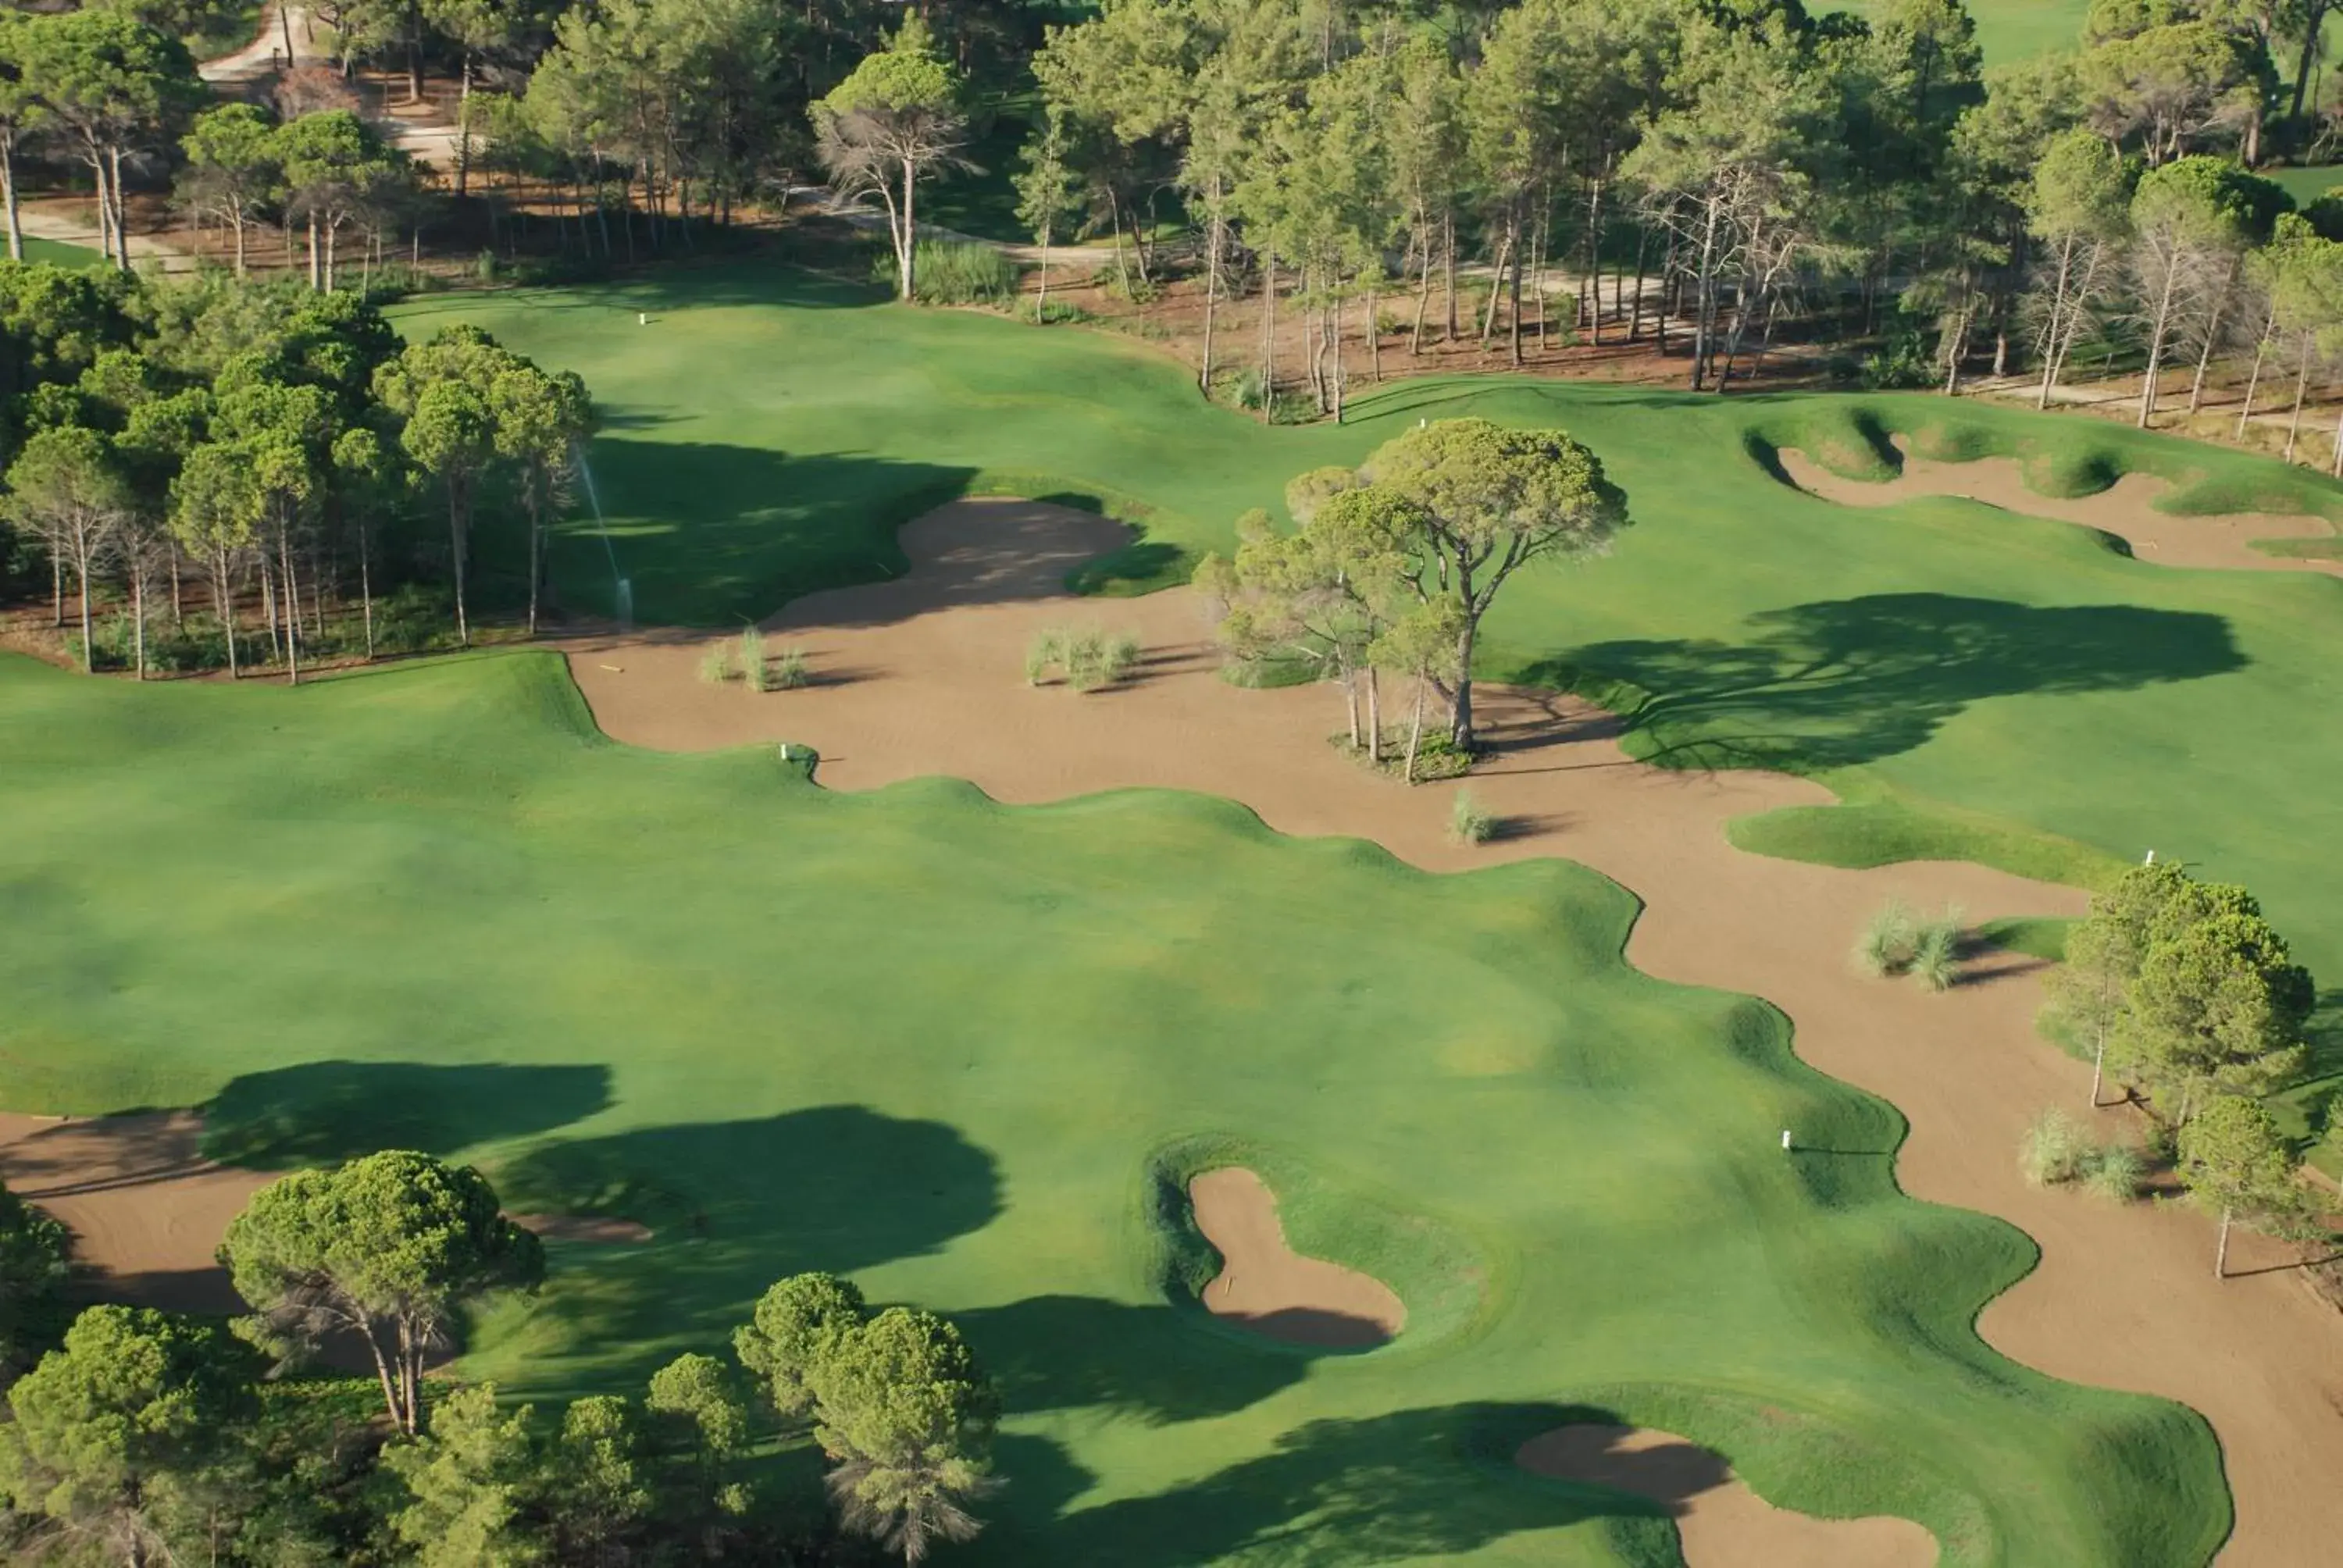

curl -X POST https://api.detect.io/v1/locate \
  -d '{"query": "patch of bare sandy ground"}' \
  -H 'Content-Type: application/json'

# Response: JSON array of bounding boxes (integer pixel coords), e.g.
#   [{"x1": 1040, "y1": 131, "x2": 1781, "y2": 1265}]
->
[
  {"x1": 1777, "y1": 435, "x2": 2343, "y2": 576},
  {"x1": 565, "y1": 496, "x2": 2343, "y2": 1565}
]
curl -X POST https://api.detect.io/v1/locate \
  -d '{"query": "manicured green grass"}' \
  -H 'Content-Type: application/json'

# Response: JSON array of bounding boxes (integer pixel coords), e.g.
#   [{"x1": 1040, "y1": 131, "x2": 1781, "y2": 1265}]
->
[
  {"x1": 0, "y1": 650, "x2": 2227, "y2": 1566},
  {"x1": 2270, "y1": 165, "x2": 2343, "y2": 205},
  {"x1": 1836, "y1": 0, "x2": 2088, "y2": 61},
  {"x1": 20, "y1": 236, "x2": 107, "y2": 269}
]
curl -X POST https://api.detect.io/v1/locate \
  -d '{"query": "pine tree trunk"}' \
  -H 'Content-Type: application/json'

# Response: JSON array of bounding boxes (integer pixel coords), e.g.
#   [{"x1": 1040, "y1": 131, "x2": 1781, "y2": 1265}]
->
[
  {"x1": 215, "y1": 553, "x2": 238, "y2": 679},
  {"x1": 0, "y1": 141, "x2": 20, "y2": 263},
  {"x1": 359, "y1": 517, "x2": 374, "y2": 661},
  {"x1": 2236, "y1": 304, "x2": 2278, "y2": 439},
  {"x1": 280, "y1": 529, "x2": 301, "y2": 686},
  {"x1": 2139, "y1": 263, "x2": 2180, "y2": 428},
  {"x1": 1199, "y1": 201, "x2": 1221, "y2": 393},
  {"x1": 2286, "y1": 347, "x2": 2310, "y2": 461},
  {"x1": 2215, "y1": 1207, "x2": 2232, "y2": 1279},
  {"x1": 109, "y1": 147, "x2": 130, "y2": 269},
  {"x1": 1404, "y1": 675, "x2": 1426, "y2": 782},
  {"x1": 1365, "y1": 666, "x2": 1381, "y2": 763},
  {"x1": 1443, "y1": 212, "x2": 1457, "y2": 342}
]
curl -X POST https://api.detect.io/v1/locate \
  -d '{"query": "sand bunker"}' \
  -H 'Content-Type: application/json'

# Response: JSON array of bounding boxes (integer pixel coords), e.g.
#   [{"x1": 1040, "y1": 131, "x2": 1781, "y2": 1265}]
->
[
  {"x1": 1778, "y1": 437, "x2": 2343, "y2": 577},
  {"x1": 0, "y1": 1112, "x2": 271, "y2": 1316},
  {"x1": 563, "y1": 497, "x2": 2343, "y2": 1563},
  {"x1": 0, "y1": 1113, "x2": 651, "y2": 1321},
  {"x1": 1518, "y1": 1424, "x2": 1938, "y2": 1567},
  {"x1": 1188, "y1": 1166, "x2": 1404, "y2": 1349}
]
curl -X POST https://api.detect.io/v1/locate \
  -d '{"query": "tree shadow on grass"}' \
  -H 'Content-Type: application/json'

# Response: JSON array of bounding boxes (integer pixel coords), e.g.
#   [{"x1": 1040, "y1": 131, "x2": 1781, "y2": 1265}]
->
[
  {"x1": 957, "y1": 1294, "x2": 1328, "y2": 1425},
  {"x1": 1532, "y1": 595, "x2": 2244, "y2": 772},
  {"x1": 483, "y1": 1107, "x2": 1001, "y2": 1384},
  {"x1": 542, "y1": 442, "x2": 980, "y2": 627},
  {"x1": 201, "y1": 1061, "x2": 615, "y2": 1169},
  {"x1": 1000, "y1": 1402, "x2": 1678, "y2": 1567}
]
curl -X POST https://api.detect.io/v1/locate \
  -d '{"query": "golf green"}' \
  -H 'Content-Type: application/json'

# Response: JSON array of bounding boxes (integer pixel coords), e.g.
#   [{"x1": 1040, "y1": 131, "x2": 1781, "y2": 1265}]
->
[{"x1": 0, "y1": 649, "x2": 2227, "y2": 1565}]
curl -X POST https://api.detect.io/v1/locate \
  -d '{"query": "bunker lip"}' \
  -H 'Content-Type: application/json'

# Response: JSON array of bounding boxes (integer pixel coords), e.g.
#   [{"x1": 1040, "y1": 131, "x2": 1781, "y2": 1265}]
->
[
  {"x1": 1517, "y1": 1423, "x2": 1937, "y2": 1568},
  {"x1": 562, "y1": 496, "x2": 2343, "y2": 1563},
  {"x1": 1187, "y1": 1166, "x2": 1404, "y2": 1349},
  {"x1": 1776, "y1": 436, "x2": 2343, "y2": 576}
]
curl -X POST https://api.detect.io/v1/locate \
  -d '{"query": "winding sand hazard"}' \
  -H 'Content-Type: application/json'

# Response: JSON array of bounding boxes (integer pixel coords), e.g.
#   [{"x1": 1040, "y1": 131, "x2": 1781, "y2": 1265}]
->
[
  {"x1": 1518, "y1": 1424, "x2": 1937, "y2": 1568},
  {"x1": 567, "y1": 496, "x2": 2343, "y2": 1565},
  {"x1": 1778, "y1": 436, "x2": 2343, "y2": 576},
  {"x1": 1188, "y1": 1166, "x2": 1404, "y2": 1349}
]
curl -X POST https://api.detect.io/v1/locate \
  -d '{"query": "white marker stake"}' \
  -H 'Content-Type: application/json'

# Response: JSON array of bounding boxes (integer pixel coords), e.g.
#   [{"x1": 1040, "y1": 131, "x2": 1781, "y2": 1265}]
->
[
  {"x1": 2145, "y1": 849, "x2": 2156, "y2": 864},
  {"x1": 638, "y1": 312, "x2": 647, "y2": 326},
  {"x1": 1781, "y1": 1128, "x2": 1792, "y2": 1153}
]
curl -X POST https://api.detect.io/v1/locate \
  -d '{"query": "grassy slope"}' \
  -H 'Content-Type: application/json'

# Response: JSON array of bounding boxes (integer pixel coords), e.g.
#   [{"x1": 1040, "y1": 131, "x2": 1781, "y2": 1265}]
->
[{"x1": 0, "y1": 650, "x2": 2226, "y2": 1566}]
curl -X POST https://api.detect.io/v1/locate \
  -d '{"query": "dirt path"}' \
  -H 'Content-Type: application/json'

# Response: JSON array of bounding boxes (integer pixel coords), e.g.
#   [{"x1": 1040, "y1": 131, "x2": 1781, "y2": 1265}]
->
[
  {"x1": 1188, "y1": 1167, "x2": 1405, "y2": 1349},
  {"x1": 1778, "y1": 438, "x2": 2343, "y2": 577},
  {"x1": 565, "y1": 497, "x2": 2343, "y2": 1565},
  {"x1": 1518, "y1": 1424, "x2": 1938, "y2": 1567}
]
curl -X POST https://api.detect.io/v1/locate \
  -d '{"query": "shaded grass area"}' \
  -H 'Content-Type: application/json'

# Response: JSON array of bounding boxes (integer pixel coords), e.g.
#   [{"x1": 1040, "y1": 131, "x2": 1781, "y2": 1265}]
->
[
  {"x1": 0, "y1": 649, "x2": 2230, "y2": 1567},
  {"x1": 392, "y1": 263, "x2": 2343, "y2": 1014}
]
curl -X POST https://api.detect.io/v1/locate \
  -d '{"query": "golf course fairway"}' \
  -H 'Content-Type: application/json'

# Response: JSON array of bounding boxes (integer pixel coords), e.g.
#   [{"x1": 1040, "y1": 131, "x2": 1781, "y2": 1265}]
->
[{"x1": 0, "y1": 648, "x2": 2228, "y2": 1565}]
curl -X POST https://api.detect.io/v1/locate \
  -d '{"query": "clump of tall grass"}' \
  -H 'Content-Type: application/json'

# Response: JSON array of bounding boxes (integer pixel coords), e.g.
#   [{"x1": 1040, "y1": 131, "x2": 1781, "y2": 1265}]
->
[
  {"x1": 697, "y1": 644, "x2": 734, "y2": 685},
  {"x1": 1854, "y1": 900, "x2": 1965, "y2": 989},
  {"x1": 1449, "y1": 788, "x2": 1495, "y2": 846},
  {"x1": 1026, "y1": 625, "x2": 1139, "y2": 691},
  {"x1": 2020, "y1": 1109, "x2": 2146, "y2": 1200},
  {"x1": 737, "y1": 626, "x2": 769, "y2": 692},
  {"x1": 2082, "y1": 1142, "x2": 2145, "y2": 1202},
  {"x1": 2019, "y1": 1109, "x2": 2090, "y2": 1187},
  {"x1": 875, "y1": 240, "x2": 1020, "y2": 306},
  {"x1": 1854, "y1": 900, "x2": 1917, "y2": 977},
  {"x1": 770, "y1": 646, "x2": 809, "y2": 690}
]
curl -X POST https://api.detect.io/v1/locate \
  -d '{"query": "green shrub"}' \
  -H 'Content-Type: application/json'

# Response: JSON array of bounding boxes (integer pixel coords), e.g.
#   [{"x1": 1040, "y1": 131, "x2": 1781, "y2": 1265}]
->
[
  {"x1": 697, "y1": 645, "x2": 733, "y2": 685},
  {"x1": 2020, "y1": 1109, "x2": 2090, "y2": 1187},
  {"x1": 770, "y1": 646, "x2": 809, "y2": 690},
  {"x1": 1449, "y1": 788, "x2": 1495, "y2": 846},
  {"x1": 474, "y1": 248, "x2": 499, "y2": 283},
  {"x1": 737, "y1": 626, "x2": 768, "y2": 692}
]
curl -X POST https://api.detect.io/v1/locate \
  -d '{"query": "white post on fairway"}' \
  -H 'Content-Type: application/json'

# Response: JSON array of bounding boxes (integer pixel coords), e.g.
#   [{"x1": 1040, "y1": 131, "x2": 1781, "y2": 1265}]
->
[
  {"x1": 639, "y1": 312, "x2": 648, "y2": 326},
  {"x1": 2144, "y1": 849, "x2": 2156, "y2": 864},
  {"x1": 1781, "y1": 1128, "x2": 1792, "y2": 1153}
]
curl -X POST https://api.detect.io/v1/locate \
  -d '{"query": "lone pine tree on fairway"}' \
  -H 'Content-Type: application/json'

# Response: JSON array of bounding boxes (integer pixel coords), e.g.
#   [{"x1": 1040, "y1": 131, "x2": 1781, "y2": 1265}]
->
[{"x1": 221, "y1": 1150, "x2": 544, "y2": 1434}]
